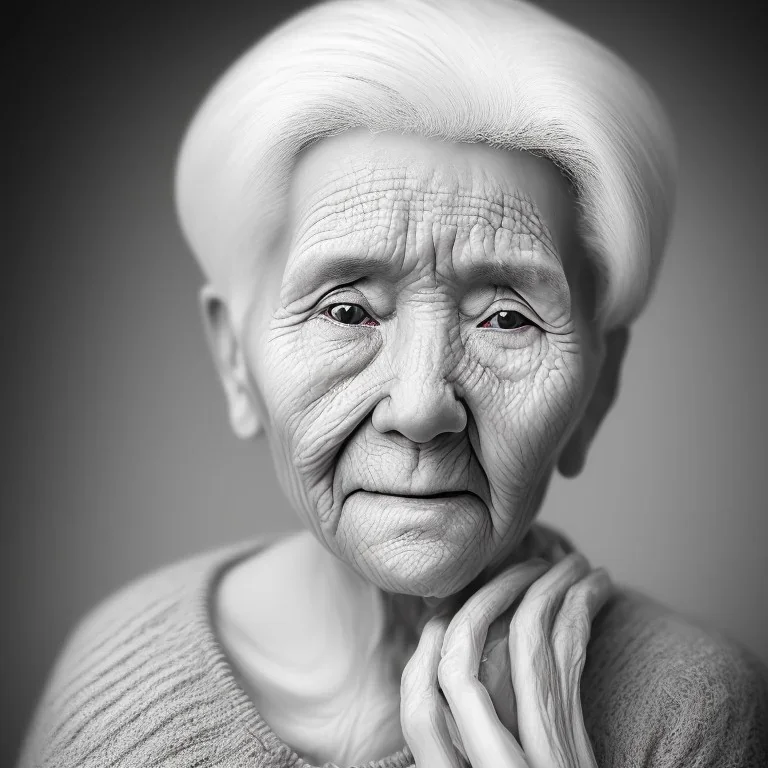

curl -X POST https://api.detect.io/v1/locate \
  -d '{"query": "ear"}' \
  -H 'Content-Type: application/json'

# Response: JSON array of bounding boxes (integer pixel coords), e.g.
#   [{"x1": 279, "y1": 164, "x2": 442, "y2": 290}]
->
[
  {"x1": 198, "y1": 284, "x2": 262, "y2": 440},
  {"x1": 557, "y1": 326, "x2": 630, "y2": 478}
]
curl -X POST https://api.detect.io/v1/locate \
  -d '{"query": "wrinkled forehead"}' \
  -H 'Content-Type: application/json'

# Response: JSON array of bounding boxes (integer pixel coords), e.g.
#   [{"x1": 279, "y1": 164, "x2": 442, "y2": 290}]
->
[{"x1": 281, "y1": 131, "x2": 580, "y2": 297}]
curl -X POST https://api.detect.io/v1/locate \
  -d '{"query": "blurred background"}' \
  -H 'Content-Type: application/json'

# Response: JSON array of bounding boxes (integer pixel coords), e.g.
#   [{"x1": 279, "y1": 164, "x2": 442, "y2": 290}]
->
[{"x1": 4, "y1": 0, "x2": 767, "y2": 764}]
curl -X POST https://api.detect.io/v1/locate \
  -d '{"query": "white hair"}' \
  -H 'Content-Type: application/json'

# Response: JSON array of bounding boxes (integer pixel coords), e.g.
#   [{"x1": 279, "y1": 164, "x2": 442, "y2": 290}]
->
[{"x1": 175, "y1": 0, "x2": 676, "y2": 330}]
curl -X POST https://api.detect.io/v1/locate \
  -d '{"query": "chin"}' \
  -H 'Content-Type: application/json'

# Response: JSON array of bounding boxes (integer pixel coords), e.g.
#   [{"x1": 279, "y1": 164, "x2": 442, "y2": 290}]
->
[
  {"x1": 356, "y1": 546, "x2": 483, "y2": 598},
  {"x1": 335, "y1": 490, "x2": 492, "y2": 596}
]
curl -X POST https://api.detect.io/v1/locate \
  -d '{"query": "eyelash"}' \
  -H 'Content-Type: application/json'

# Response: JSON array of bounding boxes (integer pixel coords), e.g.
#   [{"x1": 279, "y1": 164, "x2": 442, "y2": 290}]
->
[
  {"x1": 322, "y1": 303, "x2": 379, "y2": 326},
  {"x1": 478, "y1": 309, "x2": 537, "y2": 331},
  {"x1": 321, "y1": 302, "x2": 538, "y2": 331}
]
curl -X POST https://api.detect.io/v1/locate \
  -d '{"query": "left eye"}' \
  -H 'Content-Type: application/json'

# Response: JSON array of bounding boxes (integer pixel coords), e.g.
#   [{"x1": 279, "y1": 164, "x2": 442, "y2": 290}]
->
[
  {"x1": 324, "y1": 303, "x2": 378, "y2": 326},
  {"x1": 478, "y1": 310, "x2": 533, "y2": 330}
]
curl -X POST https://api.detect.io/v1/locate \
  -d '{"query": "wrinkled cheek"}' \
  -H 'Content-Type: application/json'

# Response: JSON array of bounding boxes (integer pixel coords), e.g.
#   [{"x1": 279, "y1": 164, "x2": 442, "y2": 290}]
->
[
  {"x1": 262, "y1": 402, "x2": 328, "y2": 526},
  {"x1": 258, "y1": 327, "x2": 384, "y2": 527},
  {"x1": 261, "y1": 327, "x2": 356, "y2": 433},
  {"x1": 511, "y1": 373, "x2": 583, "y2": 465},
  {"x1": 471, "y1": 359, "x2": 585, "y2": 527},
  {"x1": 252, "y1": 339, "x2": 320, "y2": 521}
]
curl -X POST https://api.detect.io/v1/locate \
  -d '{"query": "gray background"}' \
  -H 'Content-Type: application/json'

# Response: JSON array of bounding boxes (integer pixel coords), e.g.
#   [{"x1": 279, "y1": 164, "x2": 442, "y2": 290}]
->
[{"x1": 4, "y1": 1, "x2": 767, "y2": 765}]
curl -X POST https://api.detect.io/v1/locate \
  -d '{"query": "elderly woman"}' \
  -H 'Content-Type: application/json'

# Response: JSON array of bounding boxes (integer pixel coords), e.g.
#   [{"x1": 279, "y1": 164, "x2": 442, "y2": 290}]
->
[{"x1": 17, "y1": 0, "x2": 768, "y2": 767}]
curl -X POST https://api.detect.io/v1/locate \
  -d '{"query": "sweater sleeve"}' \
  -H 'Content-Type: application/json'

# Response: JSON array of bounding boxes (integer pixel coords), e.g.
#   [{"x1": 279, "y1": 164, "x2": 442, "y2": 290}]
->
[{"x1": 582, "y1": 591, "x2": 768, "y2": 768}]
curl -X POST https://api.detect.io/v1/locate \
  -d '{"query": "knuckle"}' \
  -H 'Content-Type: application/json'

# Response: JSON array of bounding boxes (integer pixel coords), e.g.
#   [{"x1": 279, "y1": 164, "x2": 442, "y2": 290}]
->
[
  {"x1": 554, "y1": 591, "x2": 593, "y2": 653},
  {"x1": 562, "y1": 581, "x2": 591, "y2": 617},
  {"x1": 520, "y1": 590, "x2": 555, "y2": 628},
  {"x1": 593, "y1": 567, "x2": 616, "y2": 603},
  {"x1": 569, "y1": 551, "x2": 591, "y2": 571},
  {"x1": 436, "y1": 652, "x2": 465, "y2": 693},
  {"x1": 401, "y1": 691, "x2": 440, "y2": 742},
  {"x1": 552, "y1": 614, "x2": 590, "y2": 659},
  {"x1": 422, "y1": 615, "x2": 451, "y2": 649}
]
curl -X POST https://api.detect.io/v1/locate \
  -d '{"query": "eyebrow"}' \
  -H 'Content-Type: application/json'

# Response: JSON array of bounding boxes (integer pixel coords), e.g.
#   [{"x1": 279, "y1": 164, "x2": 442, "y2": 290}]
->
[
  {"x1": 281, "y1": 250, "x2": 397, "y2": 305},
  {"x1": 457, "y1": 261, "x2": 571, "y2": 314},
  {"x1": 281, "y1": 245, "x2": 571, "y2": 314}
]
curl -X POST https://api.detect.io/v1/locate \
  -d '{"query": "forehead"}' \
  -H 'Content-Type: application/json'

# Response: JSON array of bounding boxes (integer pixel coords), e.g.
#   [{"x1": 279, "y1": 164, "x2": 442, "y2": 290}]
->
[{"x1": 282, "y1": 130, "x2": 579, "y2": 297}]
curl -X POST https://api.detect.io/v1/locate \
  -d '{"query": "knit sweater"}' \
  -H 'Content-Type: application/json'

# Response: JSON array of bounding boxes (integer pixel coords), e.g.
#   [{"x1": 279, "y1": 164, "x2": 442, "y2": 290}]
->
[{"x1": 16, "y1": 538, "x2": 768, "y2": 768}]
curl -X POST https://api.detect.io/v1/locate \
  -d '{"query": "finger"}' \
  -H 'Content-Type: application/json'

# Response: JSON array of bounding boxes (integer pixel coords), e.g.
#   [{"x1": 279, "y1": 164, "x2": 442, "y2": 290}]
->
[
  {"x1": 511, "y1": 567, "x2": 611, "y2": 768},
  {"x1": 442, "y1": 559, "x2": 551, "y2": 665},
  {"x1": 438, "y1": 561, "x2": 547, "y2": 767},
  {"x1": 401, "y1": 614, "x2": 464, "y2": 768},
  {"x1": 444, "y1": 559, "x2": 547, "y2": 742},
  {"x1": 506, "y1": 553, "x2": 592, "y2": 731},
  {"x1": 478, "y1": 635, "x2": 519, "y2": 738},
  {"x1": 512, "y1": 552, "x2": 592, "y2": 635},
  {"x1": 442, "y1": 704, "x2": 470, "y2": 766},
  {"x1": 552, "y1": 566, "x2": 614, "y2": 661},
  {"x1": 437, "y1": 669, "x2": 529, "y2": 767},
  {"x1": 550, "y1": 568, "x2": 613, "y2": 766}
]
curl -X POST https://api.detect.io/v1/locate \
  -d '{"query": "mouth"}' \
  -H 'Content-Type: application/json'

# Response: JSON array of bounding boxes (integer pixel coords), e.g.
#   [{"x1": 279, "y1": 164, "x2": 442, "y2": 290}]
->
[
  {"x1": 392, "y1": 490, "x2": 470, "y2": 498},
  {"x1": 355, "y1": 489, "x2": 479, "y2": 500}
]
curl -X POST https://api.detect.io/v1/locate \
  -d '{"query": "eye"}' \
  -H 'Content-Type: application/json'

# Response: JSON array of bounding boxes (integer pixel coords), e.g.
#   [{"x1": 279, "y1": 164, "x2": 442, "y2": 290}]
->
[
  {"x1": 324, "y1": 303, "x2": 378, "y2": 326},
  {"x1": 478, "y1": 310, "x2": 534, "y2": 330}
]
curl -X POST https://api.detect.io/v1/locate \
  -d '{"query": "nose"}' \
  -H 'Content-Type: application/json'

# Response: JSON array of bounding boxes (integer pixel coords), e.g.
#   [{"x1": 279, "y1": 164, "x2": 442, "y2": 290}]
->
[{"x1": 371, "y1": 313, "x2": 467, "y2": 443}]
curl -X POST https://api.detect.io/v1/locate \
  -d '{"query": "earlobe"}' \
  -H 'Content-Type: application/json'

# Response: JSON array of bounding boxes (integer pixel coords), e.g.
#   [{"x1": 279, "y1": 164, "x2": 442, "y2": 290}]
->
[
  {"x1": 198, "y1": 285, "x2": 262, "y2": 440},
  {"x1": 557, "y1": 326, "x2": 630, "y2": 478},
  {"x1": 557, "y1": 431, "x2": 586, "y2": 479}
]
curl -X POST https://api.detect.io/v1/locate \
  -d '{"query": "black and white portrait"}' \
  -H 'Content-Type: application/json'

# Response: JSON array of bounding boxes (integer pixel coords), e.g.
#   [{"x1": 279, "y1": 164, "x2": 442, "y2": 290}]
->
[{"x1": 6, "y1": 2, "x2": 767, "y2": 767}]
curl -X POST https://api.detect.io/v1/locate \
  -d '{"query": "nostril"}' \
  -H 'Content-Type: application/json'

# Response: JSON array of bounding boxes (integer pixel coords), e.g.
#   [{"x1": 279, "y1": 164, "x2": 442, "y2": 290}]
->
[
  {"x1": 371, "y1": 388, "x2": 467, "y2": 442},
  {"x1": 370, "y1": 395, "x2": 394, "y2": 435},
  {"x1": 451, "y1": 398, "x2": 468, "y2": 432}
]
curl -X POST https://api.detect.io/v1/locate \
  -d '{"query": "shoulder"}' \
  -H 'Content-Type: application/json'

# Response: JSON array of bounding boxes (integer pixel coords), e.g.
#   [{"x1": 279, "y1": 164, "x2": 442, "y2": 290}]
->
[
  {"x1": 582, "y1": 589, "x2": 768, "y2": 768},
  {"x1": 16, "y1": 540, "x2": 269, "y2": 768},
  {"x1": 45, "y1": 541, "x2": 255, "y2": 684}
]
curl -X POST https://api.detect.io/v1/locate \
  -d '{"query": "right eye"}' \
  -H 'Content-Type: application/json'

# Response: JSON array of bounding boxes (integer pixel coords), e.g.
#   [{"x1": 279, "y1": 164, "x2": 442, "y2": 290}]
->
[{"x1": 324, "y1": 303, "x2": 378, "y2": 326}]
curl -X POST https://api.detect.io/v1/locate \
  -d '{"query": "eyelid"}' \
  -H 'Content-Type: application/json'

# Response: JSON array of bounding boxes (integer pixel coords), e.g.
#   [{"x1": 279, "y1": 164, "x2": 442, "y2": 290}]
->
[
  {"x1": 316, "y1": 287, "x2": 373, "y2": 313},
  {"x1": 477, "y1": 312, "x2": 540, "y2": 332},
  {"x1": 476, "y1": 300, "x2": 543, "y2": 329},
  {"x1": 316, "y1": 281, "x2": 360, "y2": 303},
  {"x1": 315, "y1": 290, "x2": 381, "y2": 326}
]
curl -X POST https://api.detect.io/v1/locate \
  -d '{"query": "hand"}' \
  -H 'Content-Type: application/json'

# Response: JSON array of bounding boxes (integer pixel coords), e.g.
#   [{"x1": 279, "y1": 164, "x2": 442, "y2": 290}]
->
[
  {"x1": 400, "y1": 559, "x2": 545, "y2": 767},
  {"x1": 507, "y1": 553, "x2": 612, "y2": 766},
  {"x1": 399, "y1": 553, "x2": 613, "y2": 767}
]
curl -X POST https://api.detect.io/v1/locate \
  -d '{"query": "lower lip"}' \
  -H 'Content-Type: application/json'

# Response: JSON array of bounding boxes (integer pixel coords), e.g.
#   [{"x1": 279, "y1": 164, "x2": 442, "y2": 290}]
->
[
  {"x1": 350, "y1": 490, "x2": 480, "y2": 510},
  {"x1": 344, "y1": 490, "x2": 486, "y2": 538}
]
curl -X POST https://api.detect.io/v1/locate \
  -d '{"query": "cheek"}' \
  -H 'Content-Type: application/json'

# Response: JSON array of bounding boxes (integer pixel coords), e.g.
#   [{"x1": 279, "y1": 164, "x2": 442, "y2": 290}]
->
[
  {"x1": 255, "y1": 319, "x2": 384, "y2": 511},
  {"x1": 261, "y1": 321, "x2": 379, "y2": 424},
  {"x1": 462, "y1": 334, "x2": 587, "y2": 505}
]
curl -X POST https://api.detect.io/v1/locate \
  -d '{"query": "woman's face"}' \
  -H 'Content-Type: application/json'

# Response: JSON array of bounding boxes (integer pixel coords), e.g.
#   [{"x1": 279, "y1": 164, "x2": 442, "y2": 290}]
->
[{"x1": 233, "y1": 130, "x2": 604, "y2": 597}]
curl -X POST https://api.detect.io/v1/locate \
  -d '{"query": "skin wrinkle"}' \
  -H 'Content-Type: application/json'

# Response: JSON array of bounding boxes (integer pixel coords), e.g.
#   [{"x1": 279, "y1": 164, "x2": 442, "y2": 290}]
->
[
  {"x1": 286, "y1": 216, "x2": 567, "y2": 319},
  {"x1": 285, "y1": 159, "x2": 567, "y2": 297},
  {"x1": 236, "y1": 130, "x2": 599, "y2": 602},
  {"x1": 292, "y1": 167, "x2": 559, "y2": 246},
  {"x1": 165, "y1": 22, "x2": 678, "y2": 752}
]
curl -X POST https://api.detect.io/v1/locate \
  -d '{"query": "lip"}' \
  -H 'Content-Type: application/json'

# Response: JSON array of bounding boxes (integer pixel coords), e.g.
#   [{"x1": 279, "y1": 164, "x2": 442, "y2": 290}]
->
[{"x1": 352, "y1": 489, "x2": 479, "y2": 500}]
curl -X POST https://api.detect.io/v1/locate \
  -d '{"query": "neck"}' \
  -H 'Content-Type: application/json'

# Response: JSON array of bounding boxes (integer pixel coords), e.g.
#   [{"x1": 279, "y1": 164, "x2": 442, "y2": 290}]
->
[{"x1": 323, "y1": 520, "x2": 572, "y2": 656}]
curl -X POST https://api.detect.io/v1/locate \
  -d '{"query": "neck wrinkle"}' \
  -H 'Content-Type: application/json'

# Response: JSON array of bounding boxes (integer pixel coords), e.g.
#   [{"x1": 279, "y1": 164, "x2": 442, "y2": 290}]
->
[{"x1": 377, "y1": 522, "x2": 574, "y2": 662}]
